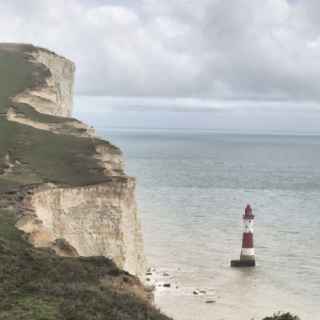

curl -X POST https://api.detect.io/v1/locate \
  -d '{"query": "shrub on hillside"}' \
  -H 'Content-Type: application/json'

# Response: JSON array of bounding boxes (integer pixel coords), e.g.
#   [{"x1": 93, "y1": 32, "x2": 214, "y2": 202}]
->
[{"x1": 262, "y1": 312, "x2": 300, "y2": 320}]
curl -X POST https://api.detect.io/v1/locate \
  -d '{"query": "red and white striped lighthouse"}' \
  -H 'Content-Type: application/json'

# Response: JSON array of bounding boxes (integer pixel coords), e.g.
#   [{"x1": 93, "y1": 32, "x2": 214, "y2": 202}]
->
[
  {"x1": 240, "y1": 204, "x2": 255, "y2": 263},
  {"x1": 231, "y1": 204, "x2": 256, "y2": 267}
]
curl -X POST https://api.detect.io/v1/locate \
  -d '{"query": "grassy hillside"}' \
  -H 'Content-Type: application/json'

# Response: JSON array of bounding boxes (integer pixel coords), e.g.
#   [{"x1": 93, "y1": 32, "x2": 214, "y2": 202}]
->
[
  {"x1": 0, "y1": 195, "x2": 169, "y2": 320},
  {"x1": 0, "y1": 43, "x2": 170, "y2": 320},
  {"x1": 0, "y1": 44, "x2": 119, "y2": 192}
]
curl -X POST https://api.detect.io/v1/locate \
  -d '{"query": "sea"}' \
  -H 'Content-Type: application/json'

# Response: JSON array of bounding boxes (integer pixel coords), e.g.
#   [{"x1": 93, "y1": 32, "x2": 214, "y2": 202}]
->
[{"x1": 98, "y1": 129, "x2": 320, "y2": 320}]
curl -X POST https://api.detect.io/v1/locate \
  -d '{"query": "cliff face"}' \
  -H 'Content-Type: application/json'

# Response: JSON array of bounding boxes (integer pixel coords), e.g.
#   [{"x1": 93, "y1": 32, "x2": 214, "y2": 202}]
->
[
  {"x1": 17, "y1": 180, "x2": 145, "y2": 276},
  {"x1": 0, "y1": 43, "x2": 292, "y2": 320},
  {"x1": 11, "y1": 47, "x2": 75, "y2": 117},
  {"x1": 0, "y1": 43, "x2": 145, "y2": 277},
  {"x1": 0, "y1": 192, "x2": 164, "y2": 320},
  {"x1": 0, "y1": 43, "x2": 171, "y2": 320}
]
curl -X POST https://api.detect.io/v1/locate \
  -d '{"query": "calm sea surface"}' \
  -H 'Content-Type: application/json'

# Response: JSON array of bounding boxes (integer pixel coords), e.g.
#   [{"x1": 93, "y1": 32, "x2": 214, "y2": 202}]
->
[{"x1": 100, "y1": 129, "x2": 320, "y2": 320}]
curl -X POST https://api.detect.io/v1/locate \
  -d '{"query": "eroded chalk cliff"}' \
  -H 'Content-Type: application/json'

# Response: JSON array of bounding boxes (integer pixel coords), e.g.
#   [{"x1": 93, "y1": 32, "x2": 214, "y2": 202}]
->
[
  {"x1": 0, "y1": 43, "x2": 172, "y2": 320},
  {"x1": 17, "y1": 180, "x2": 145, "y2": 276},
  {"x1": 0, "y1": 43, "x2": 145, "y2": 277},
  {"x1": 11, "y1": 47, "x2": 75, "y2": 117}
]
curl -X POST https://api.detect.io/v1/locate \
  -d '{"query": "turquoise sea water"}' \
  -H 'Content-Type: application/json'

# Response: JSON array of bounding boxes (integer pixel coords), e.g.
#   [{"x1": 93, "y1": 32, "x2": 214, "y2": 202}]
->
[{"x1": 100, "y1": 129, "x2": 320, "y2": 320}]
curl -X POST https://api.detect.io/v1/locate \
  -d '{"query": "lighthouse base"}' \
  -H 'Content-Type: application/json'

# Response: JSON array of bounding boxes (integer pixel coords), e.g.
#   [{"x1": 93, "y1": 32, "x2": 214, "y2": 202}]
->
[{"x1": 230, "y1": 259, "x2": 255, "y2": 267}]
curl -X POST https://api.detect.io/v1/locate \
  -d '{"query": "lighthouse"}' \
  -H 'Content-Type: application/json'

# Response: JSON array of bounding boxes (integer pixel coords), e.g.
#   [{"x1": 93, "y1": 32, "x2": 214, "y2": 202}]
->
[{"x1": 231, "y1": 204, "x2": 256, "y2": 267}]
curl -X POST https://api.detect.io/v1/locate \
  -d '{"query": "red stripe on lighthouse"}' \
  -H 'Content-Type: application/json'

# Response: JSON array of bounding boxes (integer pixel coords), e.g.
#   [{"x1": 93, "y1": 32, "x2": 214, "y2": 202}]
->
[{"x1": 242, "y1": 232, "x2": 253, "y2": 248}]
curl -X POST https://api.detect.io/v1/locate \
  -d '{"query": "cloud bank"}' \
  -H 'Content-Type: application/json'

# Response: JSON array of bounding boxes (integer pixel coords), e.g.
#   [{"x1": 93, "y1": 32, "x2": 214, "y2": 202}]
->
[{"x1": 1, "y1": 0, "x2": 320, "y2": 103}]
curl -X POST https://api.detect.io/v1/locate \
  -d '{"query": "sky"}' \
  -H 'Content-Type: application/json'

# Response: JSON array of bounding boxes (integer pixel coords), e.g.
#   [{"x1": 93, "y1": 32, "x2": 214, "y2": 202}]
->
[{"x1": 1, "y1": 0, "x2": 320, "y2": 132}]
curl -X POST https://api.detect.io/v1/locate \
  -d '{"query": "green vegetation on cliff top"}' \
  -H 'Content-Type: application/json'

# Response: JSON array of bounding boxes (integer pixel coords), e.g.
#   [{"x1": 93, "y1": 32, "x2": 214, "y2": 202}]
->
[
  {"x1": 0, "y1": 197, "x2": 169, "y2": 320},
  {"x1": 0, "y1": 44, "x2": 170, "y2": 320},
  {"x1": 0, "y1": 44, "x2": 119, "y2": 192}
]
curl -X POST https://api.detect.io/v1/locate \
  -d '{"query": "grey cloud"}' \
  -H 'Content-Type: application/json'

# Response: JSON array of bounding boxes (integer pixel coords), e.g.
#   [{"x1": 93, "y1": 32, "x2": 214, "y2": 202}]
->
[{"x1": 0, "y1": 0, "x2": 320, "y2": 103}]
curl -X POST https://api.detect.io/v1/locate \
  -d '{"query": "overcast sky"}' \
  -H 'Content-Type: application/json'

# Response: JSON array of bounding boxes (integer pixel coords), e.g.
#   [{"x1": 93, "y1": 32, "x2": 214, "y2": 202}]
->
[{"x1": 1, "y1": 0, "x2": 320, "y2": 131}]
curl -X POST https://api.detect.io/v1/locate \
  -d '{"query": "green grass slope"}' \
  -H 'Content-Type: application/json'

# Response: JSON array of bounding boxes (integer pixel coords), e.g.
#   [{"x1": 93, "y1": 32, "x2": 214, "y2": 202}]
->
[
  {"x1": 0, "y1": 196, "x2": 169, "y2": 320},
  {"x1": 0, "y1": 43, "x2": 119, "y2": 191},
  {"x1": 0, "y1": 43, "x2": 170, "y2": 320}
]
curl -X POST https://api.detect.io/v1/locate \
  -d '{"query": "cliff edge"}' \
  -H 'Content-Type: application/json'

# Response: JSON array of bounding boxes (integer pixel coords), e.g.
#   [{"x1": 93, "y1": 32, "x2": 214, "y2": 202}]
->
[{"x1": 0, "y1": 43, "x2": 166, "y2": 319}]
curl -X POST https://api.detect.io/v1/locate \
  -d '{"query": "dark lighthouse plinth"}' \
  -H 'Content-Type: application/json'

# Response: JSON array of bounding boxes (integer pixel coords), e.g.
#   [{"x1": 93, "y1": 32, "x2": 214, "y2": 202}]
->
[{"x1": 231, "y1": 204, "x2": 256, "y2": 267}]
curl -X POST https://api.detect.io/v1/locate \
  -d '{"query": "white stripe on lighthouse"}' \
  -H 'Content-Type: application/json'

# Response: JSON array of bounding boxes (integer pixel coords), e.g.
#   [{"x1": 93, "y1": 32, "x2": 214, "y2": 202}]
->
[
  {"x1": 244, "y1": 220, "x2": 254, "y2": 233},
  {"x1": 241, "y1": 248, "x2": 255, "y2": 256}
]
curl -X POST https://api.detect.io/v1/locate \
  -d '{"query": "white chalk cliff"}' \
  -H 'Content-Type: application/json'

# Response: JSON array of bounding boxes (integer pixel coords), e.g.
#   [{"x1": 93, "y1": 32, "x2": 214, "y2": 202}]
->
[
  {"x1": 10, "y1": 46, "x2": 145, "y2": 277},
  {"x1": 12, "y1": 48, "x2": 75, "y2": 117}
]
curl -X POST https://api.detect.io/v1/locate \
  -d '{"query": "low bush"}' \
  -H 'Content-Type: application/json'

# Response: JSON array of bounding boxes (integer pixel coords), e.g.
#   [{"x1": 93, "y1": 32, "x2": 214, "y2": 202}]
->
[{"x1": 263, "y1": 312, "x2": 300, "y2": 320}]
